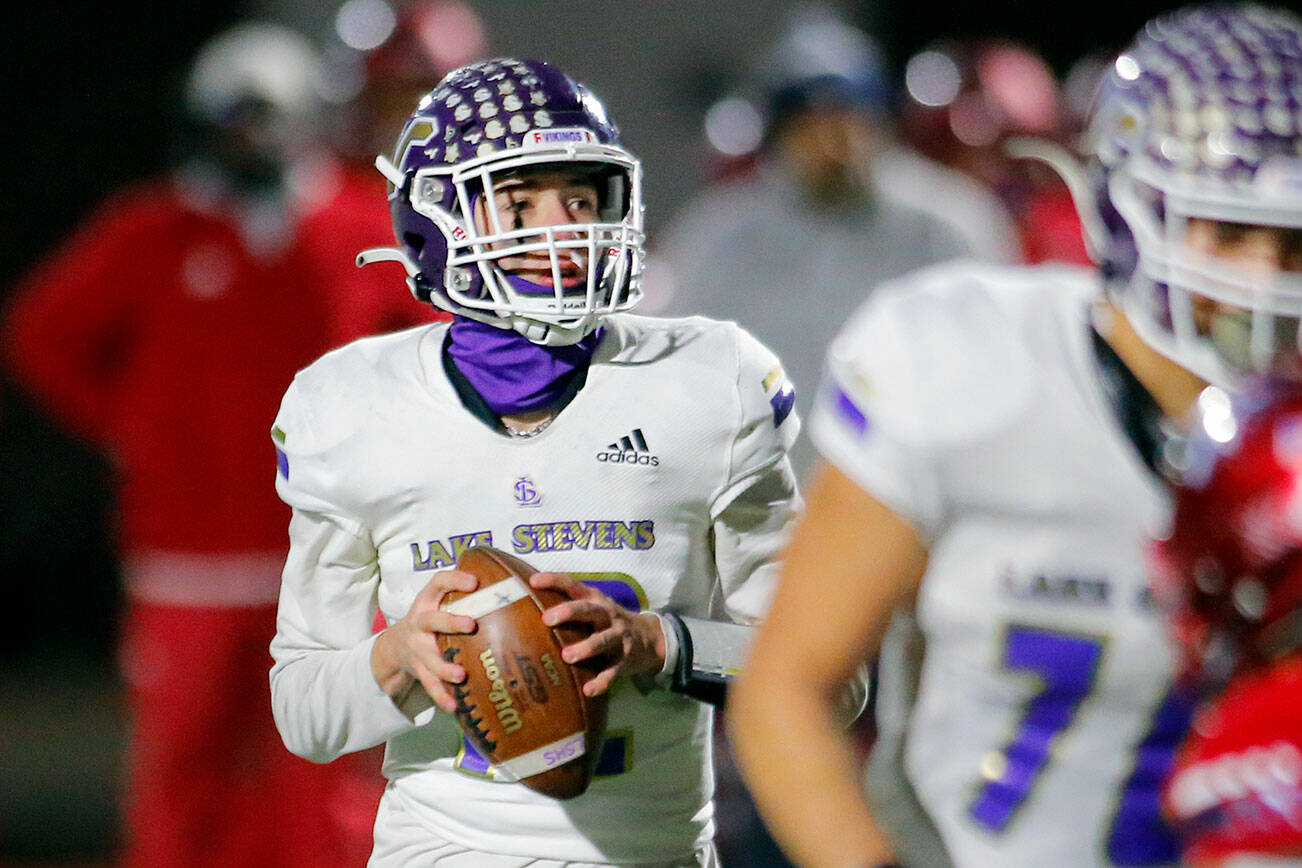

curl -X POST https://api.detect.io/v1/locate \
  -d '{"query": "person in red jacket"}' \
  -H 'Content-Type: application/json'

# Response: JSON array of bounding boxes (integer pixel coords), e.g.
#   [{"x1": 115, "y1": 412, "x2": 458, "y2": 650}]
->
[
  {"x1": 303, "y1": 0, "x2": 486, "y2": 347},
  {"x1": 1, "y1": 20, "x2": 417, "y2": 867},
  {"x1": 1153, "y1": 380, "x2": 1302, "y2": 865}
]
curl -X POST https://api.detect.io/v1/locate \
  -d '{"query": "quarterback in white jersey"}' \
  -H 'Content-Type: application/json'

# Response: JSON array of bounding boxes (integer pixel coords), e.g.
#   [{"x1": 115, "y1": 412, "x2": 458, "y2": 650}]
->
[
  {"x1": 732, "y1": 5, "x2": 1302, "y2": 868},
  {"x1": 269, "y1": 59, "x2": 800, "y2": 866}
]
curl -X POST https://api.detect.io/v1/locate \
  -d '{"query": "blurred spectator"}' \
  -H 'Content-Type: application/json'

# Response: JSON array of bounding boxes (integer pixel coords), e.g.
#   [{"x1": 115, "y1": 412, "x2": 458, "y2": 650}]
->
[
  {"x1": 325, "y1": 0, "x2": 487, "y2": 169},
  {"x1": 305, "y1": 0, "x2": 489, "y2": 345},
  {"x1": 872, "y1": 141, "x2": 1022, "y2": 266},
  {"x1": 652, "y1": 8, "x2": 991, "y2": 866},
  {"x1": 0, "y1": 20, "x2": 406, "y2": 867},
  {"x1": 898, "y1": 37, "x2": 1096, "y2": 266},
  {"x1": 652, "y1": 4, "x2": 987, "y2": 482}
]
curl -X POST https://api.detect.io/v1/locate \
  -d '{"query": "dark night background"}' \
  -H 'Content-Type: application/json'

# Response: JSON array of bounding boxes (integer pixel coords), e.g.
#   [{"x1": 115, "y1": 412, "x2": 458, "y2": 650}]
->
[{"x1": 0, "y1": 0, "x2": 1268, "y2": 863}]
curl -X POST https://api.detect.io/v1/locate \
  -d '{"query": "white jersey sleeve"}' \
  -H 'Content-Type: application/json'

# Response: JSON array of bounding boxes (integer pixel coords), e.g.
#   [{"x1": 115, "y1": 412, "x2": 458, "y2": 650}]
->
[
  {"x1": 709, "y1": 325, "x2": 801, "y2": 625},
  {"x1": 808, "y1": 283, "x2": 948, "y2": 540},
  {"x1": 270, "y1": 374, "x2": 429, "y2": 763}
]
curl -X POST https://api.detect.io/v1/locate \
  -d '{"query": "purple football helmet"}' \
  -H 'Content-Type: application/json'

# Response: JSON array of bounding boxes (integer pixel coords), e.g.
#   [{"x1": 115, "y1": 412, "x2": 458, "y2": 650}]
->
[
  {"x1": 1081, "y1": 5, "x2": 1302, "y2": 384},
  {"x1": 362, "y1": 57, "x2": 645, "y2": 346}
]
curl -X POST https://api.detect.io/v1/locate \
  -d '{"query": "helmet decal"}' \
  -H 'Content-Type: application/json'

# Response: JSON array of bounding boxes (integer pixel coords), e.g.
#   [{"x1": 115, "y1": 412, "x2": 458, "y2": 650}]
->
[{"x1": 1085, "y1": 5, "x2": 1302, "y2": 384}]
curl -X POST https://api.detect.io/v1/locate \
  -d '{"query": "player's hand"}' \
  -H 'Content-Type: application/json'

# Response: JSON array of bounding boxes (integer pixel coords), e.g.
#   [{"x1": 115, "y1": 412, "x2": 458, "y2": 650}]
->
[
  {"x1": 371, "y1": 568, "x2": 479, "y2": 714},
  {"x1": 529, "y1": 572, "x2": 665, "y2": 697}
]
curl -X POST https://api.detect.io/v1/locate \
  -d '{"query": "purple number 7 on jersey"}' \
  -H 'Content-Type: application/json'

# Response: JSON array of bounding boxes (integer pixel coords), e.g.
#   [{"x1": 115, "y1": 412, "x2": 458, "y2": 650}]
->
[
  {"x1": 968, "y1": 624, "x2": 1191, "y2": 865},
  {"x1": 969, "y1": 625, "x2": 1104, "y2": 832}
]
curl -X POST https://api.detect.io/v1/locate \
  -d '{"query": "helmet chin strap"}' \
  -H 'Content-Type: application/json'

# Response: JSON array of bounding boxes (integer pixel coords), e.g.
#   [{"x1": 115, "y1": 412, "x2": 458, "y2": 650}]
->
[
  {"x1": 495, "y1": 270, "x2": 602, "y2": 346},
  {"x1": 356, "y1": 246, "x2": 434, "y2": 303},
  {"x1": 374, "y1": 153, "x2": 404, "y2": 187}
]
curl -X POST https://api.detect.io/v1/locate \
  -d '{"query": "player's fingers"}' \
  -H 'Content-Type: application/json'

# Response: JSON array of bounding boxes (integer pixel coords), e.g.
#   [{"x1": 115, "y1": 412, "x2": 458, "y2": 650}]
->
[
  {"x1": 422, "y1": 568, "x2": 479, "y2": 603},
  {"x1": 431, "y1": 649, "x2": 467, "y2": 684},
  {"x1": 416, "y1": 608, "x2": 476, "y2": 635},
  {"x1": 561, "y1": 623, "x2": 622, "y2": 664},
  {"x1": 411, "y1": 658, "x2": 462, "y2": 713},
  {"x1": 408, "y1": 636, "x2": 466, "y2": 683},
  {"x1": 545, "y1": 598, "x2": 613, "y2": 629},
  {"x1": 530, "y1": 571, "x2": 587, "y2": 598},
  {"x1": 539, "y1": 599, "x2": 581, "y2": 627},
  {"x1": 426, "y1": 682, "x2": 459, "y2": 714},
  {"x1": 581, "y1": 665, "x2": 620, "y2": 697}
]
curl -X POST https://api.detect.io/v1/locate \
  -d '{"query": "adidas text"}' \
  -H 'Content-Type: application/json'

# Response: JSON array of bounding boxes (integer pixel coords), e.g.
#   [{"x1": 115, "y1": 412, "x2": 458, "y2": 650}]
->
[{"x1": 597, "y1": 450, "x2": 660, "y2": 466}]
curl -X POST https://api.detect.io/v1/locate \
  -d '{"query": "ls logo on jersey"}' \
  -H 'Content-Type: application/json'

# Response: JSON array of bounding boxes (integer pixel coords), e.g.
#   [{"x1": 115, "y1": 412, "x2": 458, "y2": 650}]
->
[
  {"x1": 513, "y1": 476, "x2": 542, "y2": 508},
  {"x1": 763, "y1": 368, "x2": 796, "y2": 428}
]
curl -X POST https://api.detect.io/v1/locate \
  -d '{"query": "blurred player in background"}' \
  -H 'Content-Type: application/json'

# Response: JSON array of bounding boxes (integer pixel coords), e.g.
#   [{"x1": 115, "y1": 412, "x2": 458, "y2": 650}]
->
[
  {"x1": 1153, "y1": 381, "x2": 1302, "y2": 866},
  {"x1": 306, "y1": 0, "x2": 492, "y2": 345},
  {"x1": 1, "y1": 20, "x2": 404, "y2": 867},
  {"x1": 732, "y1": 5, "x2": 1302, "y2": 867},
  {"x1": 268, "y1": 57, "x2": 809, "y2": 865},
  {"x1": 652, "y1": 4, "x2": 1001, "y2": 482},
  {"x1": 897, "y1": 36, "x2": 1095, "y2": 266}
]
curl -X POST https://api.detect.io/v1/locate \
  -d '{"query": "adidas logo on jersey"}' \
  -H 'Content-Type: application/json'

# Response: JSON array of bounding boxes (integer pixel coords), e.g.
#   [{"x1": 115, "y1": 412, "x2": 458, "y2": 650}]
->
[{"x1": 597, "y1": 428, "x2": 659, "y2": 466}]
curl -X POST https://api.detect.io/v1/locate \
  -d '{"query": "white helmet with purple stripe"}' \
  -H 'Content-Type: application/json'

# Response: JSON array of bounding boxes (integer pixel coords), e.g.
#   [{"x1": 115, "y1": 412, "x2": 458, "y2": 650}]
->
[
  {"x1": 361, "y1": 57, "x2": 645, "y2": 346},
  {"x1": 1080, "y1": 4, "x2": 1302, "y2": 384}
]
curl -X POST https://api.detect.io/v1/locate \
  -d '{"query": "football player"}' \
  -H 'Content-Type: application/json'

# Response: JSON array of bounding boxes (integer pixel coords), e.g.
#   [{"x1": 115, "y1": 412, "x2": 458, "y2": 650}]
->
[
  {"x1": 1153, "y1": 381, "x2": 1302, "y2": 866},
  {"x1": 267, "y1": 58, "x2": 803, "y2": 865},
  {"x1": 730, "y1": 5, "x2": 1302, "y2": 868}
]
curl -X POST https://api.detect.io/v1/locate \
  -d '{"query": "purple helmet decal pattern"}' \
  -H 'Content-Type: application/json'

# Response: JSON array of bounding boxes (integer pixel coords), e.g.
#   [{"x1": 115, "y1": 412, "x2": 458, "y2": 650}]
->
[
  {"x1": 1092, "y1": 5, "x2": 1302, "y2": 181},
  {"x1": 1082, "y1": 4, "x2": 1302, "y2": 385},
  {"x1": 393, "y1": 58, "x2": 620, "y2": 190}
]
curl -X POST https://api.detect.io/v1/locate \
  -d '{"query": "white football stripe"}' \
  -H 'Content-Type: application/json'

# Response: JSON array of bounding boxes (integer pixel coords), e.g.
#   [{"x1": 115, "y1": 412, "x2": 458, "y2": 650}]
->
[
  {"x1": 492, "y1": 732, "x2": 587, "y2": 782},
  {"x1": 442, "y1": 577, "x2": 531, "y2": 618}
]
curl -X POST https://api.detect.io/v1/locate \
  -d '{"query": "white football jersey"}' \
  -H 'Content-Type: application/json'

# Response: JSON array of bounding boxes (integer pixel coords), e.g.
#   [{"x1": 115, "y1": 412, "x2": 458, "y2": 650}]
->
[
  {"x1": 269, "y1": 313, "x2": 799, "y2": 863},
  {"x1": 810, "y1": 261, "x2": 1184, "y2": 868}
]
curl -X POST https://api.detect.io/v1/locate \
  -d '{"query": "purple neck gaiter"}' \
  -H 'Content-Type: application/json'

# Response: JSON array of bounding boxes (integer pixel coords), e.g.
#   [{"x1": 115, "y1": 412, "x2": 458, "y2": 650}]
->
[{"x1": 447, "y1": 316, "x2": 602, "y2": 416}]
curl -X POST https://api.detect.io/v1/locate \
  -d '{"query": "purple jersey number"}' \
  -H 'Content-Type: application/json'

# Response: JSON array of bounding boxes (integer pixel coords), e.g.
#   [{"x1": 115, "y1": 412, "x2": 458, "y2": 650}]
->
[
  {"x1": 968, "y1": 626, "x2": 1105, "y2": 831},
  {"x1": 968, "y1": 624, "x2": 1189, "y2": 865}
]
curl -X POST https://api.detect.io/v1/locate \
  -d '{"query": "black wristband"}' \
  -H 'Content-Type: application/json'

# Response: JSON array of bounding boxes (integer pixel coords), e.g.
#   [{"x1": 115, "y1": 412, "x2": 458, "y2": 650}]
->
[{"x1": 661, "y1": 612, "x2": 728, "y2": 707}]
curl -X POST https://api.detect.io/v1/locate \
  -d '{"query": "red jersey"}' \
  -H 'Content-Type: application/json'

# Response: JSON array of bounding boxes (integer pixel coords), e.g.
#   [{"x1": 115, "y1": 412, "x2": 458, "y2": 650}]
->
[
  {"x1": 1163, "y1": 656, "x2": 1302, "y2": 864},
  {"x1": 298, "y1": 161, "x2": 447, "y2": 349}
]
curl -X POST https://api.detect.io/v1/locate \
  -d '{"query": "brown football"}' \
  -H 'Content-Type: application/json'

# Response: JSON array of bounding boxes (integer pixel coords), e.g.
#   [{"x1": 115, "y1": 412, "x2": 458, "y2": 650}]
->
[{"x1": 437, "y1": 545, "x2": 609, "y2": 799}]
